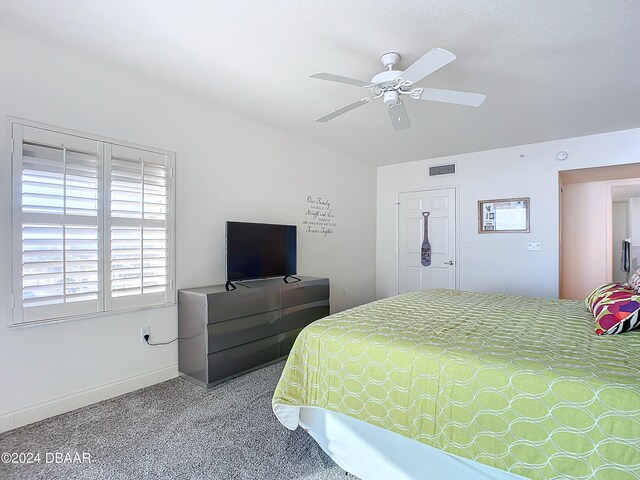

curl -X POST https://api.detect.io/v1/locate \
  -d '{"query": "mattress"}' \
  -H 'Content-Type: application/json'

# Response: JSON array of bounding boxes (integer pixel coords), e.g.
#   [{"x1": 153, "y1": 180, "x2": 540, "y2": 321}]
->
[{"x1": 272, "y1": 289, "x2": 640, "y2": 479}]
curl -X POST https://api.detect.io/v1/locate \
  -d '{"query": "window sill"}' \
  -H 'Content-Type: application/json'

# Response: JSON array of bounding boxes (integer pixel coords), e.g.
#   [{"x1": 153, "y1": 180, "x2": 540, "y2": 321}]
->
[{"x1": 7, "y1": 301, "x2": 177, "y2": 329}]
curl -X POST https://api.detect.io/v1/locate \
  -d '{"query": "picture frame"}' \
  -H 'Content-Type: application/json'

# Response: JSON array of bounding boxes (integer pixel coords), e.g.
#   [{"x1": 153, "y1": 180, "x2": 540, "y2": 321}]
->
[{"x1": 478, "y1": 197, "x2": 530, "y2": 233}]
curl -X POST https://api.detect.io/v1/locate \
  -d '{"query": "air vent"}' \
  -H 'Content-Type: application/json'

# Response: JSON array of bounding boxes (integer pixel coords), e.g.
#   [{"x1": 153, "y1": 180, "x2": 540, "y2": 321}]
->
[{"x1": 429, "y1": 163, "x2": 456, "y2": 176}]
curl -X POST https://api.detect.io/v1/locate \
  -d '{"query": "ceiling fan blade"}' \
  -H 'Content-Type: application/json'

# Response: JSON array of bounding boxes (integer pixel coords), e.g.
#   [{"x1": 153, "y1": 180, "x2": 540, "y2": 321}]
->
[
  {"x1": 400, "y1": 48, "x2": 456, "y2": 84},
  {"x1": 387, "y1": 100, "x2": 411, "y2": 131},
  {"x1": 418, "y1": 87, "x2": 486, "y2": 107},
  {"x1": 310, "y1": 72, "x2": 372, "y2": 88},
  {"x1": 316, "y1": 98, "x2": 371, "y2": 122}
]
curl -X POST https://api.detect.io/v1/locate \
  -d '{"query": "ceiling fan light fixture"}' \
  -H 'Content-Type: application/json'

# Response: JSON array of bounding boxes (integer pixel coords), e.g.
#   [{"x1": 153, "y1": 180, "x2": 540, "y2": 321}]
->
[{"x1": 383, "y1": 91, "x2": 400, "y2": 106}]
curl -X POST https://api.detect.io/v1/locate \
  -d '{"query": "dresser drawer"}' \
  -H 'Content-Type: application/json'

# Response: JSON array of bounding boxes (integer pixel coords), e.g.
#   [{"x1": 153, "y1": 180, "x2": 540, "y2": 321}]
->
[
  {"x1": 207, "y1": 310, "x2": 280, "y2": 353},
  {"x1": 281, "y1": 299, "x2": 329, "y2": 332},
  {"x1": 206, "y1": 285, "x2": 280, "y2": 323},
  {"x1": 207, "y1": 335, "x2": 280, "y2": 383},
  {"x1": 281, "y1": 278, "x2": 329, "y2": 308},
  {"x1": 280, "y1": 328, "x2": 303, "y2": 356}
]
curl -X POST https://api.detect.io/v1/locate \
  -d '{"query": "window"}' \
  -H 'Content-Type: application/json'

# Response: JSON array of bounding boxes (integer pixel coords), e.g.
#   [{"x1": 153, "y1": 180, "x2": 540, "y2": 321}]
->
[{"x1": 10, "y1": 121, "x2": 175, "y2": 325}]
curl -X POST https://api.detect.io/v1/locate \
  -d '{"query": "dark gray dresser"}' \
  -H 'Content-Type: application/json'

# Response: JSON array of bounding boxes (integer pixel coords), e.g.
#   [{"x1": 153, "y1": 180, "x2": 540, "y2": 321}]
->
[{"x1": 178, "y1": 276, "x2": 329, "y2": 387}]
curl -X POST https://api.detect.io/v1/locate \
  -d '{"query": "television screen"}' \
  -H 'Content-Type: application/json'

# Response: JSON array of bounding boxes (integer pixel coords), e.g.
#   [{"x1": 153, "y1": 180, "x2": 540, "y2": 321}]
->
[{"x1": 225, "y1": 222, "x2": 297, "y2": 282}]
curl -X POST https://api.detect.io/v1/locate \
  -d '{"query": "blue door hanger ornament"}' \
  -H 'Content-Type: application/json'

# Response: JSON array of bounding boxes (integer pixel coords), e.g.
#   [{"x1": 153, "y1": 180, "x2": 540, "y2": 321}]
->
[{"x1": 421, "y1": 212, "x2": 431, "y2": 267}]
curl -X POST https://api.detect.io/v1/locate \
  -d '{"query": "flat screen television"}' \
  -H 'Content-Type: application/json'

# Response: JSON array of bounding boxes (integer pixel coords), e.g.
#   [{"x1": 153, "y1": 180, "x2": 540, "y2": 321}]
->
[{"x1": 225, "y1": 221, "x2": 297, "y2": 282}]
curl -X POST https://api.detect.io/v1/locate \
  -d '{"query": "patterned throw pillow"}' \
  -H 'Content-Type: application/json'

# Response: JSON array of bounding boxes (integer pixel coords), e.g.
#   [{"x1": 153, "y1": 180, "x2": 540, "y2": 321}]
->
[
  {"x1": 629, "y1": 267, "x2": 640, "y2": 294},
  {"x1": 586, "y1": 283, "x2": 640, "y2": 335},
  {"x1": 585, "y1": 283, "x2": 626, "y2": 311}
]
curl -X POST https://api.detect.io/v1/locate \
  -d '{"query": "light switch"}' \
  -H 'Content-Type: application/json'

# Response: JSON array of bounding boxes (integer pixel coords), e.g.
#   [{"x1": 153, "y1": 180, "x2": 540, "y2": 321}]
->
[{"x1": 527, "y1": 242, "x2": 542, "y2": 251}]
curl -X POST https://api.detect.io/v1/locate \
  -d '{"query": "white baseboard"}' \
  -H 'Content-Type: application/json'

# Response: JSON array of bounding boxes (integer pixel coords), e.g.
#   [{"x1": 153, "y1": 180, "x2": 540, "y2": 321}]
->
[{"x1": 0, "y1": 364, "x2": 178, "y2": 433}]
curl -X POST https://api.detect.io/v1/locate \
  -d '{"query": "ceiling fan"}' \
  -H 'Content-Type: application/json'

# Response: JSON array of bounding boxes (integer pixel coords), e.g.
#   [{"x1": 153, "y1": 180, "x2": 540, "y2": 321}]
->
[{"x1": 311, "y1": 49, "x2": 486, "y2": 131}]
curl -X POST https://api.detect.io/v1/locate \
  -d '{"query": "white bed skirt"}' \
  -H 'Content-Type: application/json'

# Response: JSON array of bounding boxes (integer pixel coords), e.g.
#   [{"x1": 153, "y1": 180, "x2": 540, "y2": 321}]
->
[{"x1": 279, "y1": 405, "x2": 525, "y2": 480}]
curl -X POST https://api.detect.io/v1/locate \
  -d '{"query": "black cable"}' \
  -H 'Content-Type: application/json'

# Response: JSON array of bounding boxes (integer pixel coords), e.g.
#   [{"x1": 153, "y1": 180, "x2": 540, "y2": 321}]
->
[
  {"x1": 144, "y1": 333, "x2": 200, "y2": 346},
  {"x1": 145, "y1": 336, "x2": 178, "y2": 346}
]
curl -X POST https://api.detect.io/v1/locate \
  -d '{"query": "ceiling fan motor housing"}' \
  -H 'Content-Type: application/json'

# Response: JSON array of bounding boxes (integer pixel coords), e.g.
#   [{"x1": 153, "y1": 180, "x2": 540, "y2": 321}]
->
[{"x1": 371, "y1": 70, "x2": 403, "y2": 88}]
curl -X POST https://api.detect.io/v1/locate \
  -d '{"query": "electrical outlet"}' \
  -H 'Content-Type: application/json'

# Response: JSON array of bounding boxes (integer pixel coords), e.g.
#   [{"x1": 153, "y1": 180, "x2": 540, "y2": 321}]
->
[
  {"x1": 140, "y1": 326, "x2": 150, "y2": 343},
  {"x1": 527, "y1": 242, "x2": 542, "y2": 251}
]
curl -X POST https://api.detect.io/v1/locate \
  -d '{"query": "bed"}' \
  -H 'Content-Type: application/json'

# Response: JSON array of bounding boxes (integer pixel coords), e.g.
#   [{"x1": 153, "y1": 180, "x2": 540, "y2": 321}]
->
[{"x1": 272, "y1": 289, "x2": 640, "y2": 479}]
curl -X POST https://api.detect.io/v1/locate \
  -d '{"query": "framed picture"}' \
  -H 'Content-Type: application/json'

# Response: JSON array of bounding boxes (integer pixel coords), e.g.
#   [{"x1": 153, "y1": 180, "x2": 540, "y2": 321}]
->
[{"x1": 478, "y1": 197, "x2": 530, "y2": 233}]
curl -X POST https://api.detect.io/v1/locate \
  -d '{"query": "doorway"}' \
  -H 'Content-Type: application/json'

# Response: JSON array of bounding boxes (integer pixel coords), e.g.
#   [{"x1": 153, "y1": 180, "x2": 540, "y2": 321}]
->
[
  {"x1": 397, "y1": 188, "x2": 457, "y2": 294},
  {"x1": 559, "y1": 164, "x2": 640, "y2": 300},
  {"x1": 611, "y1": 185, "x2": 640, "y2": 283}
]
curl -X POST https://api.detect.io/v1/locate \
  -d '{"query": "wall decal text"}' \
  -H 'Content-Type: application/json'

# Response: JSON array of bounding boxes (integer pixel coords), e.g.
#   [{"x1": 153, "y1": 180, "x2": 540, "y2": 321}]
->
[{"x1": 303, "y1": 196, "x2": 336, "y2": 237}]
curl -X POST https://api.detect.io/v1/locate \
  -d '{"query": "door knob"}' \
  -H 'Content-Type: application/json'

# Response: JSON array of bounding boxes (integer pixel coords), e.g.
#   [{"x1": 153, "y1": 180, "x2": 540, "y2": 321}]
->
[{"x1": 444, "y1": 260, "x2": 454, "y2": 265}]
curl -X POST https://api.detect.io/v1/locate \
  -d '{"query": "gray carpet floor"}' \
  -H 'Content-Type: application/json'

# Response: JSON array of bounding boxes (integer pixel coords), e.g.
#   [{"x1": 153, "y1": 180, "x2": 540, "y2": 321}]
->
[{"x1": 0, "y1": 361, "x2": 353, "y2": 480}]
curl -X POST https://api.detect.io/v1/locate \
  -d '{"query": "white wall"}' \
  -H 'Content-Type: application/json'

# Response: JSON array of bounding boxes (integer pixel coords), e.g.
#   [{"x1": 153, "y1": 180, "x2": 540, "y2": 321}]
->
[
  {"x1": 0, "y1": 29, "x2": 376, "y2": 430},
  {"x1": 377, "y1": 128, "x2": 640, "y2": 300}
]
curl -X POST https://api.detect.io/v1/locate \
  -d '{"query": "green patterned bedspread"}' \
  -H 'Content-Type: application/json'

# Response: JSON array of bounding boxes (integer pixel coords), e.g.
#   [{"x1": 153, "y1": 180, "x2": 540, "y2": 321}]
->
[{"x1": 272, "y1": 289, "x2": 640, "y2": 479}]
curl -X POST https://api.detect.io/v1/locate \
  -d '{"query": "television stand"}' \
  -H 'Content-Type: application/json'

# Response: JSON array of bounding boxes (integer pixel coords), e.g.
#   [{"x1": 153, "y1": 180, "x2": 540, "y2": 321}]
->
[
  {"x1": 224, "y1": 281, "x2": 237, "y2": 291},
  {"x1": 178, "y1": 276, "x2": 330, "y2": 387},
  {"x1": 283, "y1": 275, "x2": 301, "y2": 283}
]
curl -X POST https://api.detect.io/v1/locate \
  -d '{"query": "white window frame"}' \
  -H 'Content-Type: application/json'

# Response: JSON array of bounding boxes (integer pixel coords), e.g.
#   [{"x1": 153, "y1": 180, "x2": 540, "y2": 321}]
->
[{"x1": 6, "y1": 117, "x2": 176, "y2": 327}]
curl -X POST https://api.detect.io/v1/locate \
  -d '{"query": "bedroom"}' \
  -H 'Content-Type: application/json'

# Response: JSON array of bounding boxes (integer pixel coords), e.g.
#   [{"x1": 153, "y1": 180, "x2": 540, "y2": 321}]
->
[{"x1": 0, "y1": 1, "x2": 638, "y2": 479}]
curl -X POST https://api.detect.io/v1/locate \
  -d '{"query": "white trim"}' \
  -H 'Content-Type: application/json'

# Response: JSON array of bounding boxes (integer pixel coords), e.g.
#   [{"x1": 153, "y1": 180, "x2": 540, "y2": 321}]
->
[
  {"x1": 11, "y1": 124, "x2": 24, "y2": 324},
  {"x1": 98, "y1": 141, "x2": 106, "y2": 311},
  {"x1": 1, "y1": 118, "x2": 14, "y2": 326},
  {"x1": 7, "y1": 116, "x2": 174, "y2": 157},
  {"x1": 166, "y1": 155, "x2": 176, "y2": 304},
  {"x1": 103, "y1": 143, "x2": 113, "y2": 312},
  {"x1": 7, "y1": 116, "x2": 177, "y2": 326},
  {"x1": 0, "y1": 364, "x2": 178, "y2": 433},
  {"x1": 395, "y1": 185, "x2": 460, "y2": 294},
  {"x1": 7, "y1": 301, "x2": 176, "y2": 329}
]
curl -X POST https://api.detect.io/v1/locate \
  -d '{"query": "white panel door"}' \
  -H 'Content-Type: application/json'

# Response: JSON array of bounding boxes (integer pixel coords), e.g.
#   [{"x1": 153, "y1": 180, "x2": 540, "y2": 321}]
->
[{"x1": 398, "y1": 188, "x2": 456, "y2": 293}]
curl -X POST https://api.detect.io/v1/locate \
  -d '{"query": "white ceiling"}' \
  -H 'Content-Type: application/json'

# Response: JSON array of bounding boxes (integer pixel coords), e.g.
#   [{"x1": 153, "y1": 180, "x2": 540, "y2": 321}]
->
[{"x1": 1, "y1": 0, "x2": 639, "y2": 165}]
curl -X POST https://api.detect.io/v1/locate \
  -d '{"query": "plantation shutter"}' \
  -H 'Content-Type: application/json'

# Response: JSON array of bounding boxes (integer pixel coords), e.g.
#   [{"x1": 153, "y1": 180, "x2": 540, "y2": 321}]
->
[
  {"x1": 14, "y1": 125, "x2": 103, "y2": 323},
  {"x1": 108, "y1": 144, "x2": 172, "y2": 310},
  {"x1": 11, "y1": 121, "x2": 175, "y2": 325}
]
